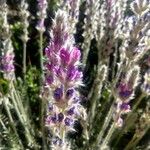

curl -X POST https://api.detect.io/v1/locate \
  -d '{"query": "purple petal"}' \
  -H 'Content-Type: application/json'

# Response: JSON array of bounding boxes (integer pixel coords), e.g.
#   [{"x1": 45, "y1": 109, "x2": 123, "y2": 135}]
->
[
  {"x1": 60, "y1": 48, "x2": 70, "y2": 65},
  {"x1": 71, "y1": 47, "x2": 81, "y2": 62},
  {"x1": 66, "y1": 66, "x2": 78, "y2": 81}
]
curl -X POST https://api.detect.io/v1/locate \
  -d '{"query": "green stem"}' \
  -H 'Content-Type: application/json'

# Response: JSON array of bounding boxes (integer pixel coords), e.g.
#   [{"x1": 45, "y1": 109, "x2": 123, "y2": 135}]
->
[
  {"x1": 82, "y1": 41, "x2": 91, "y2": 65},
  {"x1": 3, "y1": 97, "x2": 24, "y2": 149},
  {"x1": 100, "y1": 122, "x2": 116, "y2": 149},
  {"x1": 113, "y1": 93, "x2": 145, "y2": 147},
  {"x1": 131, "y1": 93, "x2": 145, "y2": 112},
  {"x1": 124, "y1": 127, "x2": 149, "y2": 150},
  {"x1": 39, "y1": 30, "x2": 47, "y2": 150},
  {"x1": 10, "y1": 88, "x2": 36, "y2": 147},
  {"x1": 13, "y1": 83, "x2": 39, "y2": 149},
  {"x1": 95, "y1": 104, "x2": 114, "y2": 147},
  {"x1": 23, "y1": 41, "x2": 27, "y2": 76},
  {"x1": 11, "y1": 82, "x2": 29, "y2": 126},
  {"x1": 89, "y1": 79, "x2": 103, "y2": 128},
  {"x1": 39, "y1": 30, "x2": 44, "y2": 82},
  {"x1": 112, "y1": 42, "x2": 118, "y2": 79}
]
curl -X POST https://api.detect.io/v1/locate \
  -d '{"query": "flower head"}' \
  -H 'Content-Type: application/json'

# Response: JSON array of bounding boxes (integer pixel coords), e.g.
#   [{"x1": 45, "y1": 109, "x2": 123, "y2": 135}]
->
[
  {"x1": 37, "y1": 0, "x2": 47, "y2": 32},
  {"x1": 43, "y1": 6, "x2": 85, "y2": 147}
]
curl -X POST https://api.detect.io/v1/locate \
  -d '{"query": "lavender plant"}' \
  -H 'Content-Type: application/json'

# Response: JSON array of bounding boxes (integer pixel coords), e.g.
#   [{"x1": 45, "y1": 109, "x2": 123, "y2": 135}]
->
[
  {"x1": 43, "y1": 4, "x2": 86, "y2": 149},
  {"x1": 0, "y1": 0, "x2": 150, "y2": 149}
]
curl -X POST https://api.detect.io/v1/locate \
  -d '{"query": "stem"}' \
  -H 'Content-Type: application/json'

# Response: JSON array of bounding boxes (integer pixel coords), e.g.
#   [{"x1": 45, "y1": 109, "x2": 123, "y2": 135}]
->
[
  {"x1": 82, "y1": 41, "x2": 90, "y2": 65},
  {"x1": 95, "y1": 104, "x2": 114, "y2": 146},
  {"x1": 112, "y1": 42, "x2": 118, "y2": 79},
  {"x1": 131, "y1": 93, "x2": 145, "y2": 112},
  {"x1": 113, "y1": 93, "x2": 145, "y2": 147},
  {"x1": 10, "y1": 88, "x2": 37, "y2": 148},
  {"x1": 3, "y1": 97, "x2": 24, "y2": 149},
  {"x1": 124, "y1": 127, "x2": 149, "y2": 150},
  {"x1": 89, "y1": 79, "x2": 103, "y2": 128},
  {"x1": 12, "y1": 82, "x2": 39, "y2": 149},
  {"x1": 39, "y1": 30, "x2": 47, "y2": 150},
  {"x1": 11, "y1": 82, "x2": 30, "y2": 127},
  {"x1": 23, "y1": 41, "x2": 27, "y2": 76},
  {"x1": 100, "y1": 122, "x2": 116, "y2": 149},
  {"x1": 39, "y1": 30, "x2": 44, "y2": 82}
]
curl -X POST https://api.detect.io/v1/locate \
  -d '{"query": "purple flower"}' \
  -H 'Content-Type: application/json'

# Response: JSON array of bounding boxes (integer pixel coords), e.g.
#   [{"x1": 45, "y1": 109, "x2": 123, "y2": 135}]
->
[
  {"x1": 70, "y1": 47, "x2": 81, "y2": 63},
  {"x1": 55, "y1": 67, "x2": 64, "y2": 79},
  {"x1": 66, "y1": 88, "x2": 74, "y2": 99},
  {"x1": 58, "y1": 113, "x2": 64, "y2": 122},
  {"x1": 66, "y1": 66, "x2": 79, "y2": 81},
  {"x1": 73, "y1": 97, "x2": 79, "y2": 103},
  {"x1": 48, "y1": 103, "x2": 53, "y2": 112},
  {"x1": 45, "y1": 46, "x2": 51, "y2": 57},
  {"x1": 52, "y1": 136, "x2": 63, "y2": 146},
  {"x1": 51, "y1": 114, "x2": 57, "y2": 123},
  {"x1": 46, "y1": 75, "x2": 54, "y2": 85},
  {"x1": 117, "y1": 83, "x2": 133, "y2": 100},
  {"x1": 37, "y1": 0, "x2": 47, "y2": 31},
  {"x1": 119, "y1": 102, "x2": 130, "y2": 113},
  {"x1": 64, "y1": 117, "x2": 74, "y2": 126},
  {"x1": 116, "y1": 117, "x2": 123, "y2": 127},
  {"x1": 1, "y1": 64, "x2": 14, "y2": 72},
  {"x1": 45, "y1": 63, "x2": 54, "y2": 72},
  {"x1": 60, "y1": 48, "x2": 71, "y2": 66},
  {"x1": 45, "y1": 115, "x2": 51, "y2": 125},
  {"x1": 43, "y1": 6, "x2": 85, "y2": 144},
  {"x1": 0, "y1": 55, "x2": 14, "y2": 72},
  {"x1": 67, "y1": 107, "x2": 75, "y2": 115},
  {"x1": 53, "y1": 86, "x2": 63, "y2": 101},
  {"x1": 37, "y1": 19, "x2": 44, "y2": 29},
  {"x1": 37, "y1": 0, "x2": 47, "y2": 10}
]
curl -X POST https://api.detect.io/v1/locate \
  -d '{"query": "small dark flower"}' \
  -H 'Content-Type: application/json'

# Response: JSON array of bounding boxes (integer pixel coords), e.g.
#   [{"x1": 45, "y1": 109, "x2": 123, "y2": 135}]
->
[
  {"x1": 46, "y1": 75, "x2": 54, "y2": 85},
  {"x1": 120, "y1": 103, "x2": 130, "y2": 111},
  {"x1": 52, "y1": 136, "x2": 63, "y2": 146},
  {"x1": 45, "y1": 115, "x2": 51, "y2": 124},
  {"x1": 67, "y1": 107, "x2": 75, "y2": 115},
  {"x1": 51, "y1": 114, "x2": 57, "y2": 123},
  {"x1": 66, "y1": 88, "x2": 74, "y2": 98},
  {"x1": 119, "y1": 90, "x2": 132, "y2": 98},
  {"x1": 64, "y1": 117, "x2": 74, "y2": 126},
  {"x1": 73, "y1": 97, "x2": 79, "y2": 103},
  {"x1": 117, "y1": 83, "x2": 133, "y2": 100},
  {"x1": 53, "y1": 86, "x2": 63, "y2": 101},
  {"x1": 58, "y1": 113, "x2": 64, "y2": 122},
  {"x1": 48, "y1": 103, "x2": 53, "y2": 112}
]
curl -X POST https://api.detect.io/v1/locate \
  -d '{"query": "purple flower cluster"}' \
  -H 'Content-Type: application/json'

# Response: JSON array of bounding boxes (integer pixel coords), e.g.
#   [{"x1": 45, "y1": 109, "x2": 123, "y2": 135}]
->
[
  {"x1": 45, "y1": 46, "x2": 82, "y2": 130},
  {"x1": 116, "y1": 82, "x2": 133, "y2": 101},
  {"x1": 43, "y1": 11, "x2": 84, "y2": 145},
  {"x1": 114, "y1": 82, "x2": 132, "y2": 126},
  {"x1": 37, "y1": 0, "x2": 47, "y2": 31},
  {"x1": 114, "y1": 66, "x2": 140, "y2": 127},
  {"x1": 0, "y1": 53, "x2": 15, "y2": 80}
]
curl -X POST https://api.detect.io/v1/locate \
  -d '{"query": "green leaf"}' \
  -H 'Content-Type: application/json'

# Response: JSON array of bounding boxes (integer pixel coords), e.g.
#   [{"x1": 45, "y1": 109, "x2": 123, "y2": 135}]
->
[{"x1": 0, "y1": 78, "x2": 10, "y2": 95}]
